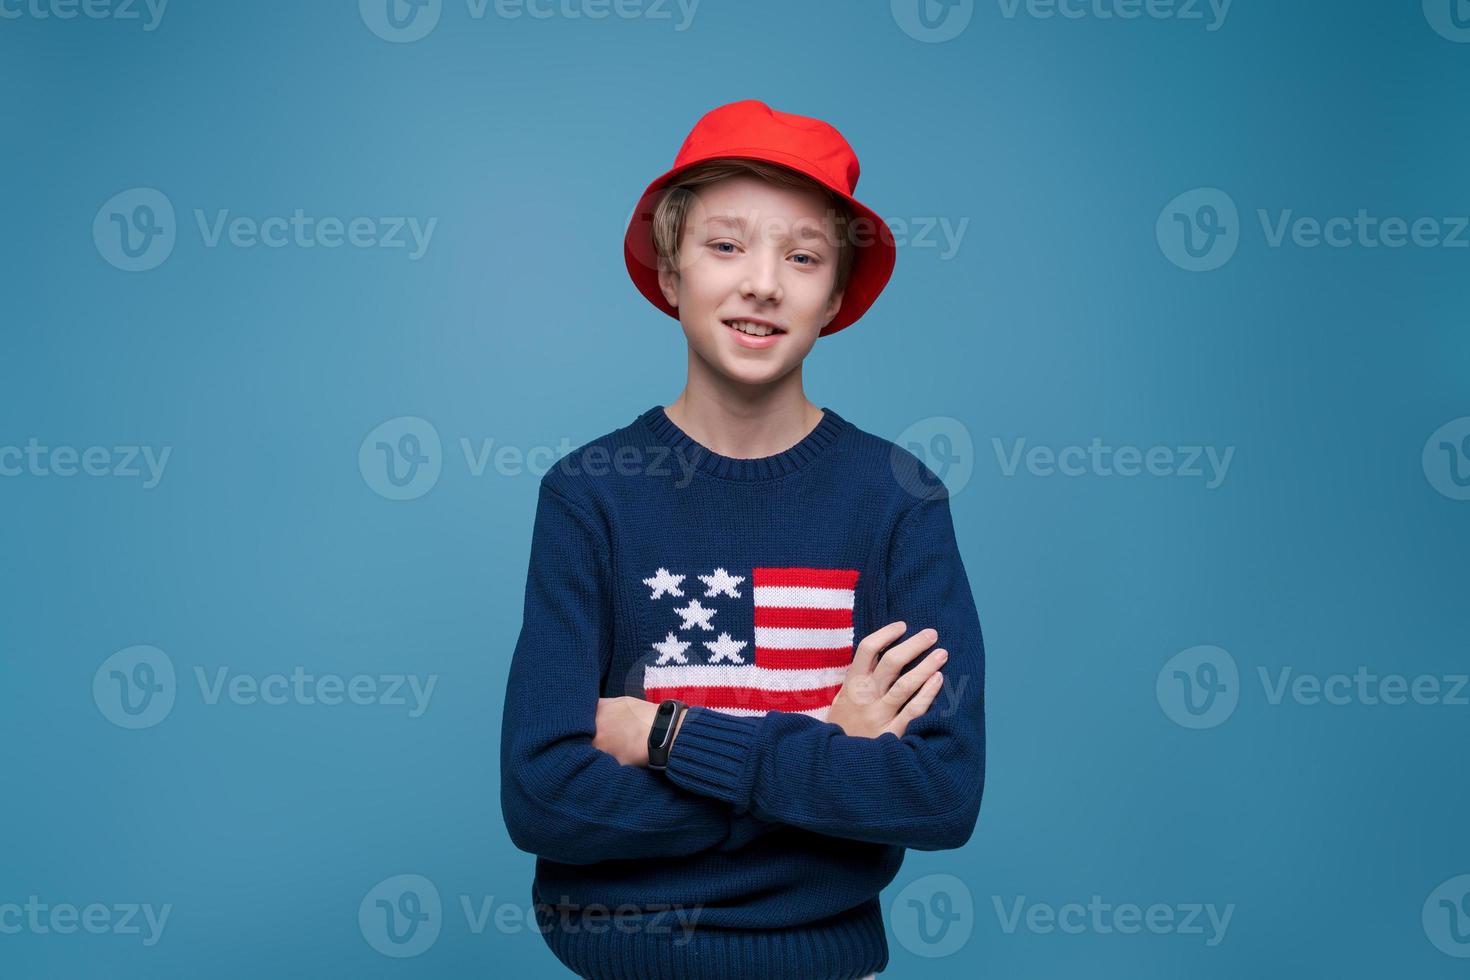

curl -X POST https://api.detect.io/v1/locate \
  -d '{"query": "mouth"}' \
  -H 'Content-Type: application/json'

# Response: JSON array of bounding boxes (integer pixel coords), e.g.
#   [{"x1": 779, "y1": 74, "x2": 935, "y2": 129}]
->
[{"x1": 722, "y1": 318, "x2": 787, "y2": 338}]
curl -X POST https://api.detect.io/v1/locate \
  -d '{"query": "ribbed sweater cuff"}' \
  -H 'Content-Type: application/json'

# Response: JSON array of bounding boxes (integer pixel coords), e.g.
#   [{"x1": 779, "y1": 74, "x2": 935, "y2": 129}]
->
[{"x1": 662, "y1": 706, "x2": 761, "y2": 807}]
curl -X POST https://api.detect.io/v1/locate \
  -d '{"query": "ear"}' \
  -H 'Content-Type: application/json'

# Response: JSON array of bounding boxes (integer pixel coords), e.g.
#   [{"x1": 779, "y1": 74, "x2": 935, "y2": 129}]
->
[
  {"x1": 820, "y1": 287, "x2": 845, "y2": 328},
  {"x1": 657, "y1": 266, "x2": 680, "y2": 308}
]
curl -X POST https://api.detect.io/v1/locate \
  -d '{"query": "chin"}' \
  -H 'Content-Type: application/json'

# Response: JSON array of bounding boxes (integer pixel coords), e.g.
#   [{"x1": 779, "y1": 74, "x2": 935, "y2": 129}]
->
[{"x1": 712, "y1": 354, "x2": 786, "y2": 387}]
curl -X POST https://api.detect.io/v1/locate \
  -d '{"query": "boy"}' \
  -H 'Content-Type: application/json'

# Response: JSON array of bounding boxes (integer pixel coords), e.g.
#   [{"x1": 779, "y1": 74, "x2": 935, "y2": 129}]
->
[{"x1": 500, "y1": 99, "x2": 985, "y2": 980}]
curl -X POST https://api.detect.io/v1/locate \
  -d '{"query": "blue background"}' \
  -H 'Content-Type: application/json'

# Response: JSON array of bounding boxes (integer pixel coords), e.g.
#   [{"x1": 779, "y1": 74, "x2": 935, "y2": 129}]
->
[{"x1": 2, "y1": 0, "x2": 1467, "y2": 976}]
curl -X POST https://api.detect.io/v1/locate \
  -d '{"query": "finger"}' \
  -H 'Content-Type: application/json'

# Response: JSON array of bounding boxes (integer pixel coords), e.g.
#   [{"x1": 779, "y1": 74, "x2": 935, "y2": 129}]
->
[
  {"x1": 851, "y1": 620, "x2": 908, "y2": 675},
  {"x1": 872, "y1": 627, "x2": 939, "y2": 690},
  {"x1": 840, "y1": 671, "x2": 883, "y2": 707},
  {"x1": 885, "y1": 672, "x2": 943, "y2": 736},
  {"x1": 881, "y1": 648, "x2": 946, "y2": 708}
]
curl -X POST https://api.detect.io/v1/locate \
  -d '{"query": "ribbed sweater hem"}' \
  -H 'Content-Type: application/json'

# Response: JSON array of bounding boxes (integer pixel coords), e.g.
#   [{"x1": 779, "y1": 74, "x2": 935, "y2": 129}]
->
[{"x1": 533, "y1": 892, "x2": 888, "y2": 980}]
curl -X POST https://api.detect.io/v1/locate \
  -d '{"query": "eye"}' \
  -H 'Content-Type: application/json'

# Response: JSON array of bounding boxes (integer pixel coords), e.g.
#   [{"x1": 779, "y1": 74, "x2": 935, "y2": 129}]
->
[
  {"x1": 792, "y1": 253, "x2": 820, "y2": 266},
  {"x1": 710, "y1": 241, "x2": 738, "y2": 254}
]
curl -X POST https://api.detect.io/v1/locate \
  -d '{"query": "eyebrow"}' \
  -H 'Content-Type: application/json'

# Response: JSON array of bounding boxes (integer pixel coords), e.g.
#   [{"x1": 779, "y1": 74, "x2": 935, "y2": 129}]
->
[{"x1": 705, "y1": 214, "x2": 831, "y2": 245}]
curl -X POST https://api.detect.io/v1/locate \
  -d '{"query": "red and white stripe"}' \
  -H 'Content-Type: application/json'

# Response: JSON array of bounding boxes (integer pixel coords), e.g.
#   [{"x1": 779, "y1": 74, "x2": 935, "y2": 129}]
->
[{"x1": 644, "y1": 567, "x2": 859, "y2": 719}]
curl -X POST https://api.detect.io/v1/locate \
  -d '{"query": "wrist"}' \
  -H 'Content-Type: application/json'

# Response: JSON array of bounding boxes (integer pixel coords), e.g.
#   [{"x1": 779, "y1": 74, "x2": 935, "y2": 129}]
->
[{"x1": 646, "y1": 698, "x2": 688, "y2": 770}]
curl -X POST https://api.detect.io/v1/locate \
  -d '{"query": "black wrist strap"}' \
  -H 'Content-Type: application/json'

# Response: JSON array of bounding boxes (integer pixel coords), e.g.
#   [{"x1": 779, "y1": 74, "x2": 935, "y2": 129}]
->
[{"x1": 648, "y1": 699, "x2": 688, "y2": 770}]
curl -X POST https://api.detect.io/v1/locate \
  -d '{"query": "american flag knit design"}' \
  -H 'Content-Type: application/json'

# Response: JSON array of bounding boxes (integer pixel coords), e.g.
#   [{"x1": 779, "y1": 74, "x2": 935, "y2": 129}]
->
[{"x1": 641, "y1": 566, "x2": 860, "y2": 720}]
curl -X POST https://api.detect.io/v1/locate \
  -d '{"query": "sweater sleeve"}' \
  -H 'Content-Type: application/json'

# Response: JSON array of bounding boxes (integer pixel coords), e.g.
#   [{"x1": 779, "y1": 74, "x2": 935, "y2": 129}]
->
[
  {"x1": 500, "y1": 478, "x2": 771, "y2": 865},
  {"x1": 659, "y1": 485, "x2": 986, "y2": 851}
]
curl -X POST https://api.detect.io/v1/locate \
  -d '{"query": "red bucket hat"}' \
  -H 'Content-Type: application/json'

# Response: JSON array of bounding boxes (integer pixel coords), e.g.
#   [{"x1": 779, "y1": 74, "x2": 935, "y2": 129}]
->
[{"x1": 623, "y1": 99, "x2": 897, "y2": 338}]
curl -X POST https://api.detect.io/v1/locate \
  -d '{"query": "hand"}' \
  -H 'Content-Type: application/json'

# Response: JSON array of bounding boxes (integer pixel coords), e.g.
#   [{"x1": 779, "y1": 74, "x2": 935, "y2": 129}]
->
[
  {"x1": 593, "y1": 695, "x2": 662, "y2": 767},
  {"x1": 827, "y1": 621, "x2": 947, "y2": 739}
]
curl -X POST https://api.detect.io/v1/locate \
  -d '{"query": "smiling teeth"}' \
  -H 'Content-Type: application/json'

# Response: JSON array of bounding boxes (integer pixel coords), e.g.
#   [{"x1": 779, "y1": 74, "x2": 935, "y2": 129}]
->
[{"x1": 728, "y1": 320, "x2": 778, "y2": 337}]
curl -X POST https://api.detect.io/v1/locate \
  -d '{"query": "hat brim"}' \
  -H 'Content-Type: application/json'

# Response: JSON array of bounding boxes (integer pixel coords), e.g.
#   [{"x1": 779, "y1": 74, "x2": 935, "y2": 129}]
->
[{"x1": 624, "y1": 151, "x2": 896, "y2": 337}]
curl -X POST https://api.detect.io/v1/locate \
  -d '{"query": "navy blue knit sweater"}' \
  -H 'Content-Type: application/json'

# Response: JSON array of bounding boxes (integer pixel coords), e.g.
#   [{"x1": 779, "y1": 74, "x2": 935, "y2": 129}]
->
[{"x1": 500, "y1": 404, "x2": 986, "y2": 980}]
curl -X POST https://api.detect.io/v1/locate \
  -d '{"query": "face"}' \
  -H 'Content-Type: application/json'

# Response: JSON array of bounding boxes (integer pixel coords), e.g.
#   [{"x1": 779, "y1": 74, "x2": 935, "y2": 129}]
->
[{"x1": 657, "y1": 173, "x2": 845, "y2": 385}]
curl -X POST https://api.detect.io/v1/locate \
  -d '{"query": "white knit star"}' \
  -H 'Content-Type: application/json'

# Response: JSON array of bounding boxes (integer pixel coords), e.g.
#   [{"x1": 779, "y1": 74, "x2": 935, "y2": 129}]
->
[
  {"x1": 674, "y1": 598, "x2": 717, "y2": 631},
  {"x1": 699, "y1": 567, "x2": 745, "y2": 598},
  {"x1": 642, "y1": 567, "x2": 685, "y2": 600},
  {"x1": 703, "y1": 632, "x2": 748, "y2": 664},
  {"x1": 651, "y1": 631, "x2": 691, "y2": 665}
]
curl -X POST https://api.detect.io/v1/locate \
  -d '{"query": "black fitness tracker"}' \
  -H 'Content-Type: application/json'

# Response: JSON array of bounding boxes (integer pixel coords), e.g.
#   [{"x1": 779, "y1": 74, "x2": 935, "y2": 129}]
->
[{"x1": 647, "y1": 698, "x2": 688, "y2": 771}]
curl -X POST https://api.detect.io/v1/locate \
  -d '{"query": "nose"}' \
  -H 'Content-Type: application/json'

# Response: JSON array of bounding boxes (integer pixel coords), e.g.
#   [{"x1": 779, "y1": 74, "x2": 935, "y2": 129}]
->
[{"x1": 738, "y1": 248, "x2": 782, "y2": 305}]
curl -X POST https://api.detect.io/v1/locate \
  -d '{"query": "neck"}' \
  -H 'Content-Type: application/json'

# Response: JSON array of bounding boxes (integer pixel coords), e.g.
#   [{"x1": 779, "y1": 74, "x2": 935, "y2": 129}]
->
[{"x1": 666, "y1": 369, "x2": 822, "y2": 461}]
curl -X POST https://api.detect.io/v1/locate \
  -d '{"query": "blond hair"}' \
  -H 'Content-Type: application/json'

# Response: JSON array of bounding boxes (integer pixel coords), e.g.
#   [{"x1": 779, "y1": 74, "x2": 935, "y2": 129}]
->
[{"x1": 650, "y1": 159, "x2": 856, "y2": 304}]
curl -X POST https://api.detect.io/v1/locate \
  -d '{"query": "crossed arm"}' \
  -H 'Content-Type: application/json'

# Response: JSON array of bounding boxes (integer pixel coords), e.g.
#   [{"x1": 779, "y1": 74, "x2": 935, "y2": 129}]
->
[
  {"x1": 500, "y1": 478, "x2": 986, "y2": 863},
  {"x1": 499, "y1": 481, "x2": 773, "y2": 865}
]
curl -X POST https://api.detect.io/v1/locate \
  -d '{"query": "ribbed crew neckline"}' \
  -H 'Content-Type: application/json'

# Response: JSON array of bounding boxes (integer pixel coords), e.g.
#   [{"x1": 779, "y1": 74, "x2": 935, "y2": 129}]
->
[{"x1": 639, "y1": 404, "x2": 849, "y2": 482}]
